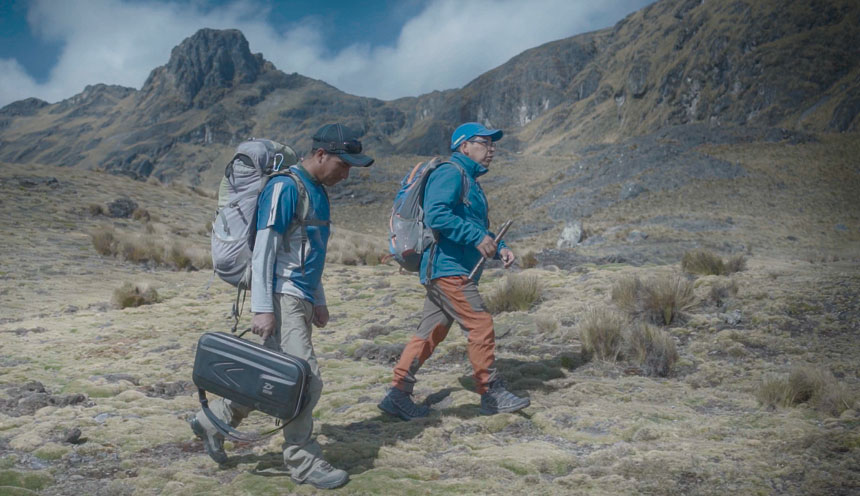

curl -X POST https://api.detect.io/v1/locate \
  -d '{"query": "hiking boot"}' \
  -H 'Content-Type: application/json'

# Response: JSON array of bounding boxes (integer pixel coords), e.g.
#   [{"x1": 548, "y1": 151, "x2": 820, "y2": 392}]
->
[
  {"x1": 479, "y1": 380, "x2": 530, "y2": 415},
  {"x1": 188, "y1": 416, "x2": 228, "y2": 464},
  {"x1": 292, "y1": 460, "x2": 349, "y2": 489},
  {"x1": 378, "y1": 387, "x2": 430, "y2": 421}
]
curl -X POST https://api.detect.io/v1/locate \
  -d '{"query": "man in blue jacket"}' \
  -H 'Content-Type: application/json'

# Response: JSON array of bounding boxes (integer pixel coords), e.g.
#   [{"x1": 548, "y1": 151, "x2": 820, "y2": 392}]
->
[
  {"x1": 379, "y1": 122, "x2": 530, "y2": 420},
  {"x1": 190, "y1": 123, "x2": 373, "y2": 489}
]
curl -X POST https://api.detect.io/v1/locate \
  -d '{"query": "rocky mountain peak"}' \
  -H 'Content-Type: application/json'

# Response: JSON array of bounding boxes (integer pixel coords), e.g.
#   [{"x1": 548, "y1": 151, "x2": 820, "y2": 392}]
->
[{"x1": 139, "y1": 28, "x2": 265, "y2": 111}]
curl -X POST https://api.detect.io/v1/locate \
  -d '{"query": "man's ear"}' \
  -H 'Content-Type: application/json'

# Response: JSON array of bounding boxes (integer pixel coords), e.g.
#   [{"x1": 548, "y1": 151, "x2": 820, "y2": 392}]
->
[{"x1": 312, "y1": 148, "x2": 327, "y2": 163}]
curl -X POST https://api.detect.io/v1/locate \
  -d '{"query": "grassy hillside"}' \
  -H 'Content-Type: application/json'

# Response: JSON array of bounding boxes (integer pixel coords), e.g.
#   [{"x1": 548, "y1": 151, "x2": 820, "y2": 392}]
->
[{"x1": 1, "y1": 129, "x2": 858, "y2": 494}]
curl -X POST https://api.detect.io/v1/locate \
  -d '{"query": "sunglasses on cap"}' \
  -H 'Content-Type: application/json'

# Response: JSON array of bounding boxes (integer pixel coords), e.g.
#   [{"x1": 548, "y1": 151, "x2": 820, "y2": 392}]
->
[{"x1": 316, "y1": 139, "x2": 362, "y2": 154}]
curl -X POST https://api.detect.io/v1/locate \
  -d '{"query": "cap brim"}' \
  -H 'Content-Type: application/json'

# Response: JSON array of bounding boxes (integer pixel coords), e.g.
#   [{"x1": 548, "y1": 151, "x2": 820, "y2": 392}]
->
[
  {"x1": 337, "y1": 152, "x2": 374, "y2": 167},
  {"x1": 475, "y1": 129, "x2": 503, "y2": 141}
]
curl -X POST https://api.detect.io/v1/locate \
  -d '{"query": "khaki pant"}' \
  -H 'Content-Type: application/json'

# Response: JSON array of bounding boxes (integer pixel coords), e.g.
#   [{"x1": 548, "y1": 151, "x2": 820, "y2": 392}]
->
[
  {"x1": 195, "y1": 294, "x2": 324, "y2": 479},
  {"x1": 392, "y1": 276, "x2": 499, "y2": 394}
]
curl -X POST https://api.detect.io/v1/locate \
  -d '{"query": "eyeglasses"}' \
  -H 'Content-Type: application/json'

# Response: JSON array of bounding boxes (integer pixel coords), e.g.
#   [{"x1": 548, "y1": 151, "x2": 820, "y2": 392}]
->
[
  {"x1": 316, "y1": 139, "x2": 362, "y2": 154},
  {"x1": 468, "y1": 138, "x2": 495, "y2": 149}
]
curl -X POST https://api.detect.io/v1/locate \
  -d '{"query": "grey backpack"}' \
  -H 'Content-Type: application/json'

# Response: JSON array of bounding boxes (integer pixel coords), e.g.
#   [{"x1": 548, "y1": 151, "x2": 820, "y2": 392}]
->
[{"x1": 211, "y1": 138, "x2": 318, "y2": 328}]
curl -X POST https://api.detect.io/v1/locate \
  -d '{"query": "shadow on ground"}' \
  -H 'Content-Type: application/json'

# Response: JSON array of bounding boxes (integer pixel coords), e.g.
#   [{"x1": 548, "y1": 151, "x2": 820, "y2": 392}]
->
[{"x1": 317, "y1": 354, "x2": 584, "y2": 475}]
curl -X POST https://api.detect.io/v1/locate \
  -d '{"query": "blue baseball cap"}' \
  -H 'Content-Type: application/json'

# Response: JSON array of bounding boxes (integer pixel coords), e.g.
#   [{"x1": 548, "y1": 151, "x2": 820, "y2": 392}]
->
[{"x1": 450, "y1": 122, "x2": 503, "y2": 151}]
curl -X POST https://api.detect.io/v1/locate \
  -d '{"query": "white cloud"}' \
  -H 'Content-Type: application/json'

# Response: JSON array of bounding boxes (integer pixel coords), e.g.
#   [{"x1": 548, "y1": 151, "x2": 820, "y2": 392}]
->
[
  {"x1": 0, "y1": 59, "x2": 45, "y2": 105},
  {"x1": 0, "y1": 0, "x2": 650, "y2": 107}
]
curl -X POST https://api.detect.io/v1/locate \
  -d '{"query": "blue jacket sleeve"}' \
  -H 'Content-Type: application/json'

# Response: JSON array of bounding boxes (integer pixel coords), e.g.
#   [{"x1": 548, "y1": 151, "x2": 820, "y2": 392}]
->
[
  {"x1": 490, "y1": 235, "x2": 508, "y2": 260},
  {"x1": 423, "y1": 164, "x2": 487, "y2": 247},
  {"x1": 256, "y1": 177, "x2": 297, "y2": 233}
]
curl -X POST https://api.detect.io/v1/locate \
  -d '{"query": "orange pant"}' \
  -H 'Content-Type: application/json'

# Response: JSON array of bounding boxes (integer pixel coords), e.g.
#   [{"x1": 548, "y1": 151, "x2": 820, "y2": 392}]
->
[{"x1": 392, "y1": 276, "x2": 498, "y2": 394}]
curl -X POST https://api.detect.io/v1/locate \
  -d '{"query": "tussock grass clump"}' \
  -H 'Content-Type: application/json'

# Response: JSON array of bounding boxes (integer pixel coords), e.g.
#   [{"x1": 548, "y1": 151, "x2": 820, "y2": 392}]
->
[
  {"x1": 612, "y1": 273, "x2": 696, "y2": 325},
  {"x1": 168, "y1": 181, "x2": 216, "y2": 199},
  {"x1": 168, "y1": 243, "x2": 194, "y2": 270},
  {"x1": 625, "y1": 322, "x2": 678, "y2": 377},
  {"x1": 132, "y1": 208, "x2": 152, "y2": 222},
  {"x1": 682, "y1": 249, "x2": 725, "y2": 275},
  {"x1": 709, "y1": 279, "x2": 739, "y2": 307},
  {"x1": 682, "y1": 249, "x2": 747, "y2": 275},
  {"x1": 88, "y1": 203, "x2": 105, "y2": 216},
  {"x1": 725, "y1": 254, "x2": 747, "y2": 274},
  {"x1": 198, "y1": 221, "x2": 213, "y2": 236},
  {"x1": 484, "y1": 274, "x2": 542, "y2": 314},
  {"x1": 327, "y1": 228, "x2": 386, "y2": 266},
  {"x1": 90, "y1": 227, "x2": 116, "y2": 255},
  {"x1": 519, "y1": 251, "x2": 538, "y2": 269},
  {"x1": 757, "y1": 366, "x2": 855, "y2": 416},
  {"x1": 113, "y1": 282, "x2": 160, "y2": 308},
  {"x1": 641, "y1": 274, "x2": 696, "y2": 326},
  {"x1": 89, "y1": 226, "x2": 212, "y2": 270},
  {"x1": 191, "y1": 185, "x2": 217, "y2": 199},
  {"x1": 611, "y1": 275, "x2": 642, "y2": 315},
  {"x1": 535, "y1": 315, "x2": 559, "y2": 334},
  {"x1": 578, "y1": 306, "x2": 626, "y2": 362}
]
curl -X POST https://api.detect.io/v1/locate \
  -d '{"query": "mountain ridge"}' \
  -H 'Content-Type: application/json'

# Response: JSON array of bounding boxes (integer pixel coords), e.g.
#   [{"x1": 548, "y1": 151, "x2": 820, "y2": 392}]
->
[{"x1": 0, "y1": 0, "x2": 857, "y2": 185}]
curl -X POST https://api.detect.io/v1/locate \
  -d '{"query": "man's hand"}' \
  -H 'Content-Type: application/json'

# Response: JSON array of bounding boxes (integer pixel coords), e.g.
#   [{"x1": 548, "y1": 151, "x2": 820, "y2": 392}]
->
[
  {"x1": 251, "y1": 312, "x2": 276, "y2": 341},
  {"x1": 476, "y1": 235, "x2": 497, "y2": 259},
  {"x1": 313, "y1": 305, "x2": 329, "y2": 328},
  {"x1": 500, "y1": 247, "x2": 516, "y2": 268}
]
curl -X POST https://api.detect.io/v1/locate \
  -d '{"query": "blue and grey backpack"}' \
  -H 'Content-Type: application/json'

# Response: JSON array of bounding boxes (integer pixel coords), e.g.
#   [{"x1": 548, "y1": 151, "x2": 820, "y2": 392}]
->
[{"x1": 388, "y1": 157, "x2": 469, "y2": 272}]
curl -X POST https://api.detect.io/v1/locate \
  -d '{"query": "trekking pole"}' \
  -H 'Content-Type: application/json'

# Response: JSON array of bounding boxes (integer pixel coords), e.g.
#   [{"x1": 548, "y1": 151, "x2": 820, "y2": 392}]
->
[{"x1": 468, "y1": 219, "x2": 513, "y2": 280}]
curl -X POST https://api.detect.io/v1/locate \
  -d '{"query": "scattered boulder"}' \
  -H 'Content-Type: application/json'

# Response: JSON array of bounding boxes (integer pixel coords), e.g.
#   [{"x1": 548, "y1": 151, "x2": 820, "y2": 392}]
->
[
  {"x1": 63, "y1": 427, "x2": 85, "y2": 444},
  {"x1": 626, "y1": 60, "x2": 650, "y2": 98},
  {"x1": 359, "y1": 325, "x2": 395, "y2": 340},
  {"x1": 620, "y1": 182, "x2": 648, "y2": 200},
  {"x1": 7, "y1": 326, "x2": 48, "y2": 336},
  {"x1": 96, "y1": 373, "x2": 140, "y2": 385},
  {"x1": 722, "y1": 310, "x2": 742, "y2": 326},
  {"x1": 627, "y1": 230, "x2": 649, "y2": 243},
  {"x1": 0, "y1": 381, "x2": 88, "y2": 417},
  {"x1": 15, "y1": 176, "x2": 60, "y2": 189},
  {"x1": 557, "y1": 221, "x2": 583, "y2": 249},
  {"x1": 351, "y1": 343, "x2": 404, "y2": 364},
  {"x1": 106, "y1": 197, "x2": 138, "y2": 218},
  {"x1": 142, "y1": 381, "x2": 194, "y2": 399},
  {"x1": 830, "y1": 96, "x2": 860, "y2": 132}
]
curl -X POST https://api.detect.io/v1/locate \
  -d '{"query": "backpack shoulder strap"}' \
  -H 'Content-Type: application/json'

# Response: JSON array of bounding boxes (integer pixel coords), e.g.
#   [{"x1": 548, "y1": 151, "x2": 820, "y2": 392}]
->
[
  {"x1": 270, "y1": 170, "x2": 330, "y2": 275},
  {"x1": 426, "y1": 159, "x2": 471, "y2": 207}
]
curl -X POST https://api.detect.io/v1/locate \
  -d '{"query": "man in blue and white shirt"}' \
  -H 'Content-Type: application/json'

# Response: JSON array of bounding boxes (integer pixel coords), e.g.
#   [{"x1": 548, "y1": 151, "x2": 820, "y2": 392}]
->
[{"x1": 191, "y1": 123, "x2": 372, "y2": 490}]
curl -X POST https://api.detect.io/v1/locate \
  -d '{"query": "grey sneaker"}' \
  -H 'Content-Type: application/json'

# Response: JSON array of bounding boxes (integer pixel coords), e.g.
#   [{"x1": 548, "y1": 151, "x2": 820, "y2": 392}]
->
[
  {"x1": 188, "y1": 416, "x2": 228, "y2": 464},
  {"x1": 480, "y1": 380, "x2": 530, "y2": 415},
  {"x1": 378, "y1": 387, "x2": 430, "y2": 421},
  {"x1": 292, "y1": 460, "x2": 349, "y2": 489}
]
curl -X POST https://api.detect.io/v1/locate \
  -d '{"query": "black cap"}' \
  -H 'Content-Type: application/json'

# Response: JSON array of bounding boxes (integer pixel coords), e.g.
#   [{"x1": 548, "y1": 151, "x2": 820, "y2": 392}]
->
[{"x1": 312, "y1": 123, "x2": 374, "y2": 167}]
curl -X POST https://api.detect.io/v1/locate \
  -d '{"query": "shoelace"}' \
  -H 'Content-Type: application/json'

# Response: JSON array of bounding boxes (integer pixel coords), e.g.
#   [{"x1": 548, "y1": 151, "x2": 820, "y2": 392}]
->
[{"x1": 394, "y1": 393, "x2": 426, "y2": 415}]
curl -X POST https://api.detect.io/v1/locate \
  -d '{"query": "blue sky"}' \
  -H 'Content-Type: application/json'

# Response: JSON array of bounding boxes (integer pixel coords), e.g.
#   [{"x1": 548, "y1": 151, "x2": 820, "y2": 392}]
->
[{"x1": 0, "y1": 0, "x2": 654, "y2": 107}]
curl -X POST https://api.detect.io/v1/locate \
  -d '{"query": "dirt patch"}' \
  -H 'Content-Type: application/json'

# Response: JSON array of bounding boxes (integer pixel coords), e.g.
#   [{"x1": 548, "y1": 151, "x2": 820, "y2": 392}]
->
[
  {"x1": 3, "y1": 326, "x2": 49, "y2": 336},
  {"x1": 0, "y1": 381, "x2": 89, "y2": 417}
]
